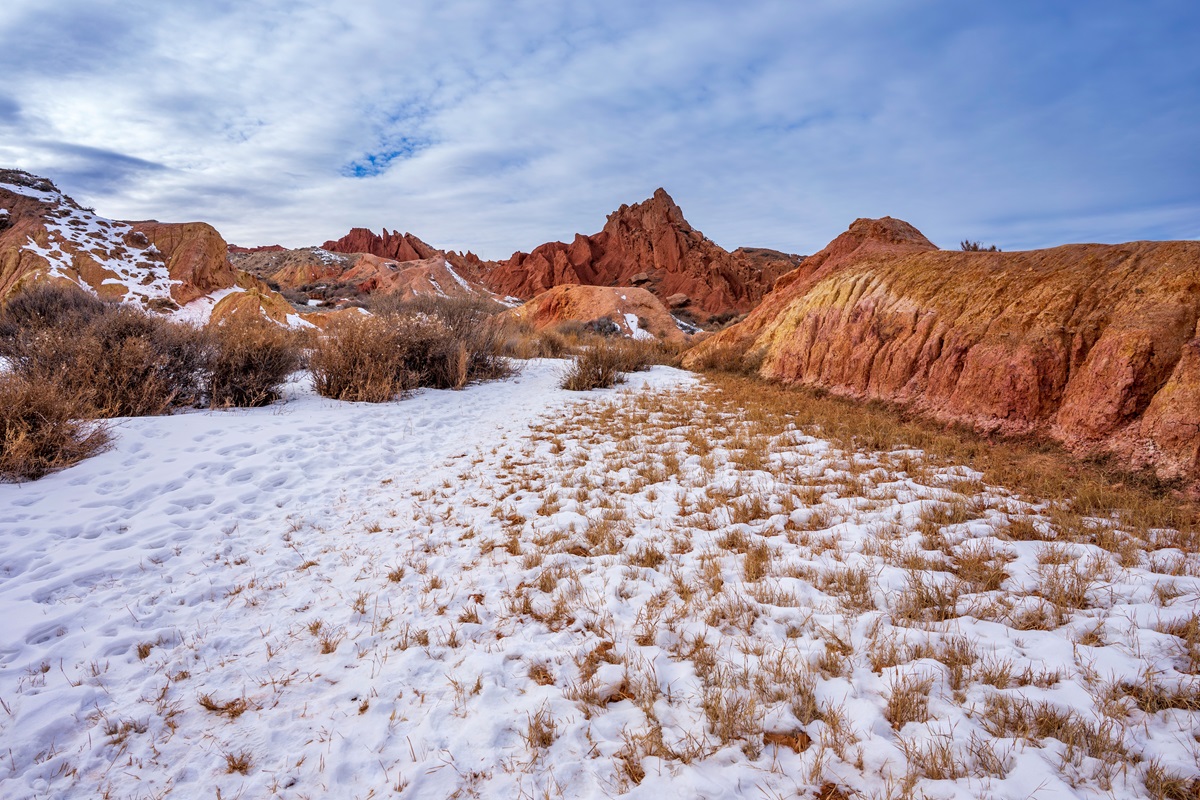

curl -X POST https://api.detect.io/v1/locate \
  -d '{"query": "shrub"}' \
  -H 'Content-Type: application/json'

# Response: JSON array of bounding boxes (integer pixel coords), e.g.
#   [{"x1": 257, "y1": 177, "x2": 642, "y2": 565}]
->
[
  {"x1": 82, "y1": 309, "x2": 211, "y2": 416},
  {"x1": 1, "y1": 287, "x2": 210, "y2": 417},
  {"x1": 0, "y1": 282, "x2": 107, "y2": 344},
  {"x1": 372, "y1": 295, "x2": 514, "y2": 387},
  {"x1": 309, "y1": 314, "x2": 415, "y2": 402},
  {"x1": 206, "y1": 315, "x2": 304, "y2": 407},
  {"x1": 0, "y1": 372, "x2": 110, "y2": 481},
  {"x1": 961, "y1": 240, "x2": 1000, "y2": 252},
  {"x1": 561, "y1": 340, "x2": 630, "y2": 391},
  {"x1": 495, "y1": 319, "x2": 572, "y2": 359}
]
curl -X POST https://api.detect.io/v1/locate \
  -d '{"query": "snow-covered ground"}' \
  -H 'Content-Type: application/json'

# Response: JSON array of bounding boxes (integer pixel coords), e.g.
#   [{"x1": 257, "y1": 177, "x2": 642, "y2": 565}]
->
[{"x1": 1, "y1": 361, "x2": 1197, "y2": 799}]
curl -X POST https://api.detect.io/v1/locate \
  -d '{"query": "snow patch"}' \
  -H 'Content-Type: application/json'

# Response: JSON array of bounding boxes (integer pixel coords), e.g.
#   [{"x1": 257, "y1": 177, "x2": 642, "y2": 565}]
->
[
  {"x1": 171, "y1": 286, "x2": 247, "y2": 326},
  {"x1": 8, "y1": 181, "x2": 178, "y2": 307},
  {"x1": 443, "y1": 259, "x2": 474, "y2": 292},
  {"x1": 624, "y1": 312, "x2": 655, "y2": 341}
]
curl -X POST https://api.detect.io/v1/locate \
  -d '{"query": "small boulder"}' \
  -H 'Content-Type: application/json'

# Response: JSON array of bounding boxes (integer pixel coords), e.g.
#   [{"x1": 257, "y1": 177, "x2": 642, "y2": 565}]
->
[{"x1": 666, "y1": 293, "x2": 690, "y2": 308}]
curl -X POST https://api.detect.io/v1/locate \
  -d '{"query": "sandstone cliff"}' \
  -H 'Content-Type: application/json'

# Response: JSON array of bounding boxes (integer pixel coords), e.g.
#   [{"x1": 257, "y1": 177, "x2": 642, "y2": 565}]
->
[{"x1": 685, "y1": 217, "x2": 1200, "y2": 482}]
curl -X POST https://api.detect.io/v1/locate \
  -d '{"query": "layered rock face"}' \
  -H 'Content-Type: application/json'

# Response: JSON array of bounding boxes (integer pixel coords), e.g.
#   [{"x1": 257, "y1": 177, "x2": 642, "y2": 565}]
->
[
  {"x1": 510, "y1": 284, "x2": 688, "y2": 344},
  {"x1": 482, "y1": 189, "x2": 798, "y2": 321},
  {"x1": 0, "y1": 169, "x2": 289, "y2": 325},
  {"x1": 686, "y1": 217, "x2": 1200, "y2": 482}
]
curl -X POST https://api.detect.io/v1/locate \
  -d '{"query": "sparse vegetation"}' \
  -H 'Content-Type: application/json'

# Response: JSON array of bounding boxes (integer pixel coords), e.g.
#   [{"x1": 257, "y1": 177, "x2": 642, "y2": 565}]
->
[
  {"x1": 206, "y1": 314, "x2": 304, "y2": 407},
  {"x1": 960, "y1": 240, "x2": 1000, "y2": 252},
  {"x1": 310, "y1": 300, "x2": 514, "y2": 401},
  {"x1": 0, "y1": 372, "x2": 110, "y2": 481}
]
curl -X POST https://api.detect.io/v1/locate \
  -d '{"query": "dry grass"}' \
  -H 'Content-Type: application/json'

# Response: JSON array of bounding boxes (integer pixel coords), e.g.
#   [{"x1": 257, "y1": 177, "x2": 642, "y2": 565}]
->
[
  {"x1": 884, "y1": 673, "x2": 934, "y2": 729},
  {"x1": 703, "y1": 374, "x2": 1199, "y2": 533},
  {"x1": 0, "y1": 372, "x2": 110, "y2": 481}
]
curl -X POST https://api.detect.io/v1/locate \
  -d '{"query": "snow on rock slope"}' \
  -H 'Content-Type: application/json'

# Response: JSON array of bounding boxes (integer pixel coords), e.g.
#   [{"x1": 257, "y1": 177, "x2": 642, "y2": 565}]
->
[
  {"x1": 0, "y1": 169, "x2": 299, "y2": 326},
  {"x1": 1, "y1": 361, "x2": 1198, "y2": 799}
]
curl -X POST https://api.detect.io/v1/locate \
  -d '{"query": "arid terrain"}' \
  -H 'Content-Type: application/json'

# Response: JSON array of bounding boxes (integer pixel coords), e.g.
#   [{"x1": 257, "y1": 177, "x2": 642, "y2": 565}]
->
[{"x1": 2, "y1": 170, "x2": 1199, "y2": 800}]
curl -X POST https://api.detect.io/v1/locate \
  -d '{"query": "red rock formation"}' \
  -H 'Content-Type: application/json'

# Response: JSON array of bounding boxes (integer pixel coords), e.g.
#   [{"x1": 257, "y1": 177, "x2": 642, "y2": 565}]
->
[
  {"x1": 510, "y1": 284, "x2": 688, "y2": 344},
  {"x1": 685, "y1": 217, "x2": 1200, "y2": 483},
  {"x1": 130, "y1": 220, "x2": 238, "y2": 306},
  {"x1": 480, "y1": 189, "x2": 796, "y2": 321},
  {"x1": 0, "y1": 169, "x2": 291, "y2": 325},
  {"x1": 322, "y1": 228, "x2": 440, "y2": 263}
]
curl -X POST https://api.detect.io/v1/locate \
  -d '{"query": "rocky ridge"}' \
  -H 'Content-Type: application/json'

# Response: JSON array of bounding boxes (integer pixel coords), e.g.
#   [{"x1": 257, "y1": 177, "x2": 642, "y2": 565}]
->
[
  {"x1": 317, "y1": 190, "x2": 800, "y2": 322},
  {"x1": 477, "y1": 189, "x2": 799, "y2": 321},
  {"x1": 685, "y1": 217, "x2": 1200, "y2": 483},
  {"x1": 0, "y1": 170, "x2": 298, "y2": 326}
]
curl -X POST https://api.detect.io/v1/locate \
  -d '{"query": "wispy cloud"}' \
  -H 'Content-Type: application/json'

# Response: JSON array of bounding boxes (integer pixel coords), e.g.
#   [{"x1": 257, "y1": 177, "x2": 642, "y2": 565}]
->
[{"x1": 1, "y1": 0, "x2": 1196, "y2": 256}]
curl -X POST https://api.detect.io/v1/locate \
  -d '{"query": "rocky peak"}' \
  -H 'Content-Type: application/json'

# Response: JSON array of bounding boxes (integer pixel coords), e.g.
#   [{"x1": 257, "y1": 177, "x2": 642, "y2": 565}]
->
[
  {"x1": 321, "y1": 228, "x2": 440, "y2": 262},
  {"x1": 603, "y1": 187, "x2": 692, "y2": 236}
]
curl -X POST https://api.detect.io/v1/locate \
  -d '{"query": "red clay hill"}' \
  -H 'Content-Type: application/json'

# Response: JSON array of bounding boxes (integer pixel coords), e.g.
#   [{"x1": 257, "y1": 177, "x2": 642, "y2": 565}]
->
[
  {"x1": 0, "y1": 169, "x2": 295, "y2": 326},
  {"x1": 685, "y1": 216, "x2": 1200, "y2": 485}
]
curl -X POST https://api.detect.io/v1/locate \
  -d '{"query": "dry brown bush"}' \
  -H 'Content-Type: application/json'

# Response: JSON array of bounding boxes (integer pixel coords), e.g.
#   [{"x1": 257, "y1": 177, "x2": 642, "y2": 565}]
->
[
  {"x1": 560, "y1": 340, "x2": 631, "y2": 391},
  {"x1": 309, "y1": 314, "x2": 420, "y2": 401},
  {"x1": 1, "y1": 287, "x2": 210, "y2": 417},
  {"x1": 0, "y1": 372, "x2": 110, "y2": 481},
  {"x1": 373, "y1": 295, "x2": 514, "y2": 385},
  {"x1": 207, "y1": 315, "x2": 304, "y2": 407}
]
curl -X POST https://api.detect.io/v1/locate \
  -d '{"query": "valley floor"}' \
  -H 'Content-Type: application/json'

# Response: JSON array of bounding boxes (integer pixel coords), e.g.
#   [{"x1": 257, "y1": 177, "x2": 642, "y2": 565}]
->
[{"x1": 0, "y1": 360, "x2": 1197, "y2": 799}]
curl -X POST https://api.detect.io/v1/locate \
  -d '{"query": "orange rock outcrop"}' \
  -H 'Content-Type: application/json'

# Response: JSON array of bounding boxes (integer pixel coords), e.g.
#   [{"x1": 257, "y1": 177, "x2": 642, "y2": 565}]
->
[
  {"x1": 686, "y1": 217, "x2": 1200, "y2": 482},
  {"x1": 232, "y1": 244, "x2": 499, "y2": 303},
  {"x1": 510, "y1": 284, "x2": 688, "y2": 344}
]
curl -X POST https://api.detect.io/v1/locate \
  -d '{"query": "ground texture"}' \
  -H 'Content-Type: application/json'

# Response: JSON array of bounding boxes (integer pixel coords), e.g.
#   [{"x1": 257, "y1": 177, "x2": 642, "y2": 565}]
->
[{"x1": 1, "y1": 361, "x2": 1197, "y2": 799}]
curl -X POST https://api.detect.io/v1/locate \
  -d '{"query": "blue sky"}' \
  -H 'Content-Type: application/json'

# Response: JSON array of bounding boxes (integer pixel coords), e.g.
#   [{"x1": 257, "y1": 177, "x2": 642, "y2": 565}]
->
[{"x1": 1, "y1": 1, "x2": 1197, "y2": 258}]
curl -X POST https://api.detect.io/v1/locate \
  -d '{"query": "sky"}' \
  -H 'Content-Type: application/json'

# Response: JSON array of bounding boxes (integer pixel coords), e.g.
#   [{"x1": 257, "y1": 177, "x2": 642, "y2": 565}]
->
[{"x1": 1, "y1": 1, "x2": 1197, "y2": 258}]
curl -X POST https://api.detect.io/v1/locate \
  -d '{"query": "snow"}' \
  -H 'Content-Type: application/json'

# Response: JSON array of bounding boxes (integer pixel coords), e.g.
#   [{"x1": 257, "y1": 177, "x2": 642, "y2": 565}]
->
[
  {"x1": 171, "y1": 287, "x2": 247, "y2": 326},
  {"x1": 1, "y1": 361, "x2": 1197, "y2": 799},
  {"x1": 623, "y1": 312, "x2": 655, "y2": 341},
  {"x1": 443, "y1": 259, "x2": 474, "y2": 292},
  {"x1": 311, "y1": 248, "x2": 343, "y2": 265},
  {"x1": 673, "y1": 314, "x2": 702, "y2": 335},
  {"x1": 0, "y1": 180, "x2": 59, "y2": 204}
]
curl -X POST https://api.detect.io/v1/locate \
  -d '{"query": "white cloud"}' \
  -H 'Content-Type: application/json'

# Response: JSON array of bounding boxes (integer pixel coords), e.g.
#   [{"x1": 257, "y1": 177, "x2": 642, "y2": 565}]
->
[{"x1": 1, "y1": 0, "x2": 1196, "y2": 257}]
